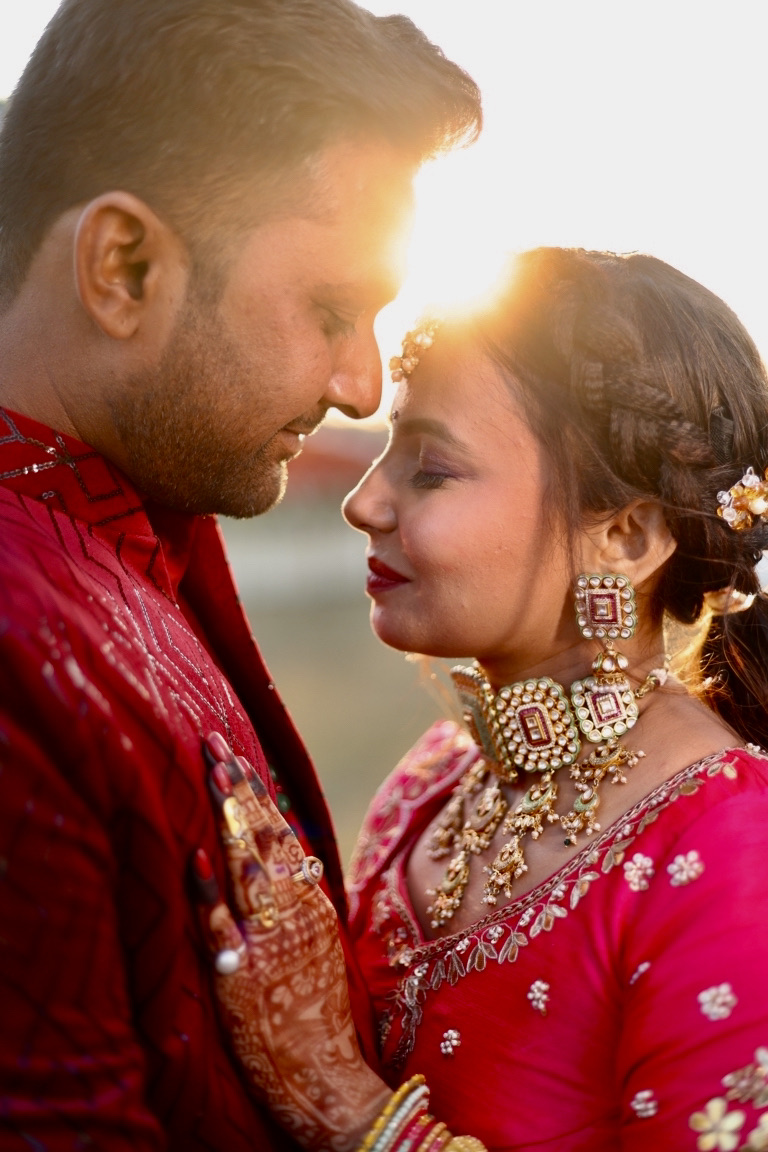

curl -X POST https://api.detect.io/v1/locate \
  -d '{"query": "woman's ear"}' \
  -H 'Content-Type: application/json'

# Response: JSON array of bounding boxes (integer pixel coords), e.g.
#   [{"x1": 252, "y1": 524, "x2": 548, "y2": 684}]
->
[
  {"x1": 73, "y1": 191, "x2": 188, "y2": 340},
  {"x1": 580, "y1": 500, "x2": 676, "y2": 587}
]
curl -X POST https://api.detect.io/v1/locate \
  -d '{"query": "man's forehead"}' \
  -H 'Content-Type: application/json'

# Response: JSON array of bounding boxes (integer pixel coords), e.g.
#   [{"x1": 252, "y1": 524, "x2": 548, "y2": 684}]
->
[{"x1": 300, "y1": 138, "x2": 417, "y2": 218}]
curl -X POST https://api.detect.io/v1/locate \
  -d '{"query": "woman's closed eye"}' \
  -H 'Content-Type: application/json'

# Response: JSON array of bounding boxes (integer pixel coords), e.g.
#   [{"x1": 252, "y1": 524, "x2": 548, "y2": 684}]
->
[{"x1": 409, "y1": 468, "x2": 451, "y2": 490}]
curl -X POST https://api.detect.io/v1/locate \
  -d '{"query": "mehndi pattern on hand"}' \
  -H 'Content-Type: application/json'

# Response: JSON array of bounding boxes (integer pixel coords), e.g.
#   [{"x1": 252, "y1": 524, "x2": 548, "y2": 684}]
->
[{"x1": 193, "y1": 731, "x2": 391, "y2": 1152}]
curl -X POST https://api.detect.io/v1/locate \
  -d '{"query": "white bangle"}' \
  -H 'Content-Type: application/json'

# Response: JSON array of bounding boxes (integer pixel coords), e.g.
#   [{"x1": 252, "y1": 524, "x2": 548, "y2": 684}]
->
[{"x1": 371, "y1": 1085, "x2": 430, "y2": 1152}]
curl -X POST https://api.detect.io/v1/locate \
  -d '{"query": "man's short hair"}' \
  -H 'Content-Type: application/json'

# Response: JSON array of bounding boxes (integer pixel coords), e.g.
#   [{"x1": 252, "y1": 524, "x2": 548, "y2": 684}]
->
[{"x1": 0, "y1": 0, "x2": 481, "y2": 302}]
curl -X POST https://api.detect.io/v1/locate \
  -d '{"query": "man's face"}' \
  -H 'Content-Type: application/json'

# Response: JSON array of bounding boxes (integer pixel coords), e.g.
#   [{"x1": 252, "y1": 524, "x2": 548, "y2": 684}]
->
[{"x1": 110, "y1": 140, "x2": 415, "y2": 517}]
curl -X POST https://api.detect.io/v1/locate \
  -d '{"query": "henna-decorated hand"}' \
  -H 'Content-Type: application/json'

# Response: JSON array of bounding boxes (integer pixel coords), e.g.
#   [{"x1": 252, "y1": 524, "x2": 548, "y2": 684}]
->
[{"x1": 194, "y1": 732, "x2": 390, "y2": 1152}]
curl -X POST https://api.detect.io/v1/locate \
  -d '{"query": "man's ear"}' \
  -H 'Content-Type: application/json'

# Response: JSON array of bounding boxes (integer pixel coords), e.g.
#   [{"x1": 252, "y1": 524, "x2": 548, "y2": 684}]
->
[
  {"x1": 580, "y1": 500, "x2": 677, "y2": 587},
  {"x1": 73, "y1": 191, "x2": 187, "y2": 339}
]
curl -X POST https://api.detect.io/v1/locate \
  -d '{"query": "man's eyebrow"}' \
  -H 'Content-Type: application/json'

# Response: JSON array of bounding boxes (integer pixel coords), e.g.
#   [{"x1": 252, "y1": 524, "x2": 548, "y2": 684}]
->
[{"x1": 315, "y1": 277, "x2": 400, "y2": 310}]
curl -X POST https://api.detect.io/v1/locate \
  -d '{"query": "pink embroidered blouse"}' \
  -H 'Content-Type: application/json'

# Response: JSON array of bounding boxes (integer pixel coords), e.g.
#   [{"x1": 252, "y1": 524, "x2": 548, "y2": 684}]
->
[{"x1": 347, "y1": 720, "x2": 768, "y2": 1151}]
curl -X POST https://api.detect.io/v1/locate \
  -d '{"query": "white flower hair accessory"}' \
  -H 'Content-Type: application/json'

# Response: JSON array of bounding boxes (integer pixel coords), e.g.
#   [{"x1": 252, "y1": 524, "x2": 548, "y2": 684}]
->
[{"x1": 717, "y1": 466, "x2": 768, "y2": 531}]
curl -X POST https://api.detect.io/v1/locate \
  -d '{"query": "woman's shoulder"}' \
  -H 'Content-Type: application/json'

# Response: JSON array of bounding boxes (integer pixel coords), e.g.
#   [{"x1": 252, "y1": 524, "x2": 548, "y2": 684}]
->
[
  {"x1": 616, "y1": 743, "x2": 768, "y2": 854},
  {"x1": 724, "y1": 742, "x2": 768, "y2": 773},
  {"x1": 590, "y1": 743, "x2": 768, "y2": 937},
  {"x1": 668, "y1": 743, "x2": 768, "y2": 813},
  {"x1": 346, "y1": 720, "x2": 480, "y2": 899},
  {"x1": 363, "y1": 718, "x2": 479, "y2": 817},
  {"x1": 391, "y1": 718, "x2": 478, "y2": 780},
  {"x1": 646, "y1": 743, "x2": 768, "y2": 861}
]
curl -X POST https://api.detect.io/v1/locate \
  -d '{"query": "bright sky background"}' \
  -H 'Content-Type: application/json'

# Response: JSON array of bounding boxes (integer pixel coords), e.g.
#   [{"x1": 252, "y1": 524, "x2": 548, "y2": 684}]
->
[{"x1": 2, "y1": 1, "x2": 767, "y2": 421}]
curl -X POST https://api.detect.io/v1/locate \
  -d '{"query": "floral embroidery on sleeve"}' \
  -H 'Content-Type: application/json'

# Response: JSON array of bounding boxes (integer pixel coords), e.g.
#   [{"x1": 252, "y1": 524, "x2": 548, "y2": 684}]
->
[
  {"x1": 630, "y1": 1089, "x2": 658, "y2": 1118},
  {"x1": 742, "y1": 1114, "x2": 768, "y2": 1150},
  {"x1": 527, "y1": 980, "x2": 550, "y2": 1015},
  {"x1": 623, "y1": 852, "x2": 655, "y2": 891},
  {"x1": 440, "y1": 1029, "x2": 461, "y2": 1056},
  {"x1": 689, "y1": 1050, "x2": 768, "y2": 1151},
  {"x1": 722, "y1": 1048, "x2": 768, "y2": 1107},
  {"x1": 689, "y1": 1098, "x2": 745, "y2": 1150},
  {"x1": 667, "y1": 848, "x2": 705, "y2": 886},
  {"x1": 699, "y1": 983, "x2": 738, "y2": 1021}
]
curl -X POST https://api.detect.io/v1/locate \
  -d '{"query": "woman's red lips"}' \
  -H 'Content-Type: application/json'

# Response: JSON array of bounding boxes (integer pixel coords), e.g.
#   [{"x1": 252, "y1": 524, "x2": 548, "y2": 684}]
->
[{"x1": 366, "y1": 556, "x2": 410, "y2": 592}]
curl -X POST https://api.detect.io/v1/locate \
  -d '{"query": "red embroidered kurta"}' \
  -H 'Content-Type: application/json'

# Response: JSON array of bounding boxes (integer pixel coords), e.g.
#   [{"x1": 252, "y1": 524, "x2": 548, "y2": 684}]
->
[
  {"x1": 347, "y1": 720, "x2": 768, "y2": 1151},
  {"x1": 0, "y1": 408, "x2": 373, "y2": 1150}
]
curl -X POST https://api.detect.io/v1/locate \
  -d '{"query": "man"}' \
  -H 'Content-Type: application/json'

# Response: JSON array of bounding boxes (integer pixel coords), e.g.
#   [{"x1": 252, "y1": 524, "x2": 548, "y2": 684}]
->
[{"x1": 0, "y1": 1, "x2": 481, "y2": 1147}]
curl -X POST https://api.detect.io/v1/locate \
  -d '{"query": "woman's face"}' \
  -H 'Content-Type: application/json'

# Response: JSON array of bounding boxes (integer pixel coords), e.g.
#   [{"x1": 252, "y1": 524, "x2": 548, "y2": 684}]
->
[{"x1": 342, "y1": 329, "x2": 580, "y2": 683}]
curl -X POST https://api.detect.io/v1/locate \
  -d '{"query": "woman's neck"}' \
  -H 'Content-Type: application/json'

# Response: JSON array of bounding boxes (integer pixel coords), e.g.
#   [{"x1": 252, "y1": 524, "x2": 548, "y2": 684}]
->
[{"x1": 477, "y1": 632, "x2": 668, "y2": 695}]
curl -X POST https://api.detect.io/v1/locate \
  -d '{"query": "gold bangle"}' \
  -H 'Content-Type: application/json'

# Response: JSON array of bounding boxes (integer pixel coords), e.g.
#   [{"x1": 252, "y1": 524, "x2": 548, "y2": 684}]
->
[
  {"x1": 417, "y1": 1121, "x2": 448, "y2": 1152},
  {"x1": 357, "y1": 1076, "x2": 427, "y2": 1152},
  {"x1": 445, "y1": 1139, "x2": 488, "y2": 1151}
]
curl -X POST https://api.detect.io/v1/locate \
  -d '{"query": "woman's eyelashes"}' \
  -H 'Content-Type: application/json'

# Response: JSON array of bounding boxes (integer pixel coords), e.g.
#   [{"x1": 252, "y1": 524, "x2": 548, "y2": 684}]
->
[
  {"x1": 409, "y1": 457, "x2": 460, "y2": 489},
  {"x1": 402, "y1": 443, "x2": 468, "y2": 490},
  {"x1": 410, "y1": 469, "x2": 448, "y2": 489}
]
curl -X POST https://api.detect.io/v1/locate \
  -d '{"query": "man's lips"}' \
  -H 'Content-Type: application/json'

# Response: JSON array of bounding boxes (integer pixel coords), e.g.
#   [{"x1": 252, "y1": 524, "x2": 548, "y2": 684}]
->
[
  {"x1": 276, "y1": 429, "x2": 305, "y2": 460},
  {"x1": 366, "y1": 555, "x2": 410, "y2": 593},
  {"x1": 284, "y1": 420, "x2": 321, "y2": 437},
  {"x1": 278, "y1": 422, "x2": 318, "y2": 459}
]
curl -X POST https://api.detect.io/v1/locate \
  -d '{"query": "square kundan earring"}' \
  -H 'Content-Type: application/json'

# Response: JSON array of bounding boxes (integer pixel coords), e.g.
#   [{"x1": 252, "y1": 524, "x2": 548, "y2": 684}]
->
[
  {"x1": 557, "y1": 572, "x2": 655, "y2": 847},
  {"x1": 570, "y1": 573, "x2": 639, "y2": 742}
]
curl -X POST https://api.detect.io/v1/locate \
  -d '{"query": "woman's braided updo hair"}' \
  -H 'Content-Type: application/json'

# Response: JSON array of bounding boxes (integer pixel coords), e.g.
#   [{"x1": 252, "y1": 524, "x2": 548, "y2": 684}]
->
[{"x1": 473, "y1": 247, "x2": 768, "y2": 744}]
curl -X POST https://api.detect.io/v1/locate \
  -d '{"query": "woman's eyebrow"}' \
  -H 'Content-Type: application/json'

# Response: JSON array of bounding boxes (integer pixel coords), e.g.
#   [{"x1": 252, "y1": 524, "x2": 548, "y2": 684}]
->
[{"x1": 389, "y1": 415, "x2": 467, "y2": 450}]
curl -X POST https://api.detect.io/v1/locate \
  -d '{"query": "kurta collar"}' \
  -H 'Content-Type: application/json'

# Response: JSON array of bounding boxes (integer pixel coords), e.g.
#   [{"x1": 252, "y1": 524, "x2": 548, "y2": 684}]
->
[{"x1": 0, "y1": 407, "x2": 198, "y2": 601}]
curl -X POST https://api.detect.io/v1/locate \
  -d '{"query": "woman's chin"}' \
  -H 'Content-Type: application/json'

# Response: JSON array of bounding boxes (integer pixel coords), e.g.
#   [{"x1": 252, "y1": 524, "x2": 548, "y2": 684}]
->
[
  {"x1": 369, "y1": 610, "x2": 469, "y2": 662},
  {"x1": 369, "y1": 607, "x2": 419, "y2": 654},
  {"x1": 370, "y1": 619, "x2": 412, "y2": 654}
]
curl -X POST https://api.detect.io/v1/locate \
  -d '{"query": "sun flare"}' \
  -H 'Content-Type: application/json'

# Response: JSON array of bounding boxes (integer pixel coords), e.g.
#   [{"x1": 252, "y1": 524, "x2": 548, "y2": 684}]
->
[{"x1": 373, "y1": 145, "x2": 516, "y2": 420}]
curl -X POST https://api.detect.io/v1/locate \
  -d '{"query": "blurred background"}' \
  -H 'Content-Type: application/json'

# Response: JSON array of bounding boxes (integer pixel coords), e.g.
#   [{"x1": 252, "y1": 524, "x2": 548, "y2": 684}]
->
[
  {"x1": 2, "y1": 1, "x2": 767, "y2": 862},
  {"x1": 220, "y1": 427, "x2": 454, "y2": 863}
]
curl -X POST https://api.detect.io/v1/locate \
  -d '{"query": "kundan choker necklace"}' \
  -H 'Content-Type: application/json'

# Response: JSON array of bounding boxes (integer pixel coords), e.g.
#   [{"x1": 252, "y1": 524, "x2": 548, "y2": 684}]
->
[{"x1": 425, "y1": 573, "x2": 668, "y2": 929}]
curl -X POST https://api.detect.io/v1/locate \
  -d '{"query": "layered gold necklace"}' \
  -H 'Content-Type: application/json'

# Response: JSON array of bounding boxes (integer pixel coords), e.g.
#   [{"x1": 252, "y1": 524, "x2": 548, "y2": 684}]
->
[{"x1": 426, "y1": 639, "x2": 666, "y2": 930}]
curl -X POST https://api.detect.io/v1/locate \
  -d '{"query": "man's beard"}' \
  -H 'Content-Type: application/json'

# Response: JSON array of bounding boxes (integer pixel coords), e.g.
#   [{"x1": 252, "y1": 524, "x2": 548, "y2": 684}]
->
[{"x1": 108, "y1": 300, "x2": 289, "y2": 518}]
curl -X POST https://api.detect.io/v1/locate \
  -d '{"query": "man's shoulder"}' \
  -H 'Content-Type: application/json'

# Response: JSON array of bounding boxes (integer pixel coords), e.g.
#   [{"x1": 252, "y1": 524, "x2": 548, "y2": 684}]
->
[
  {"x1": 0, "y1": 487, "x2": 68, "y2": 579},
  {"x1": 0, "y1": 483, "x2": 76, "y2": 568},
  {"x1": 0, "y1": 488, "x2": 112, "y2": 640}
]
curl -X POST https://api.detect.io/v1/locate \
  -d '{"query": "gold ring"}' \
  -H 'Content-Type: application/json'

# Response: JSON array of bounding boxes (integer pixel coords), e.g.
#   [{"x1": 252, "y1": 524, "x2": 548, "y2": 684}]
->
[
  {"x1": 293, "y1": 856, "x2": 324, "y2": 886},
  {"x1": 244, "y1": 893, "x2": 279, "y2": 930}
]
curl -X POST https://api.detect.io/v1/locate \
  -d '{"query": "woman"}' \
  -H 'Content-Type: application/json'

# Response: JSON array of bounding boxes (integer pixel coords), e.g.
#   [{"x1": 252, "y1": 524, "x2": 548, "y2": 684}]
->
[{"x1": 198, "y1": 248, "x2": 768, "y2": 1151}]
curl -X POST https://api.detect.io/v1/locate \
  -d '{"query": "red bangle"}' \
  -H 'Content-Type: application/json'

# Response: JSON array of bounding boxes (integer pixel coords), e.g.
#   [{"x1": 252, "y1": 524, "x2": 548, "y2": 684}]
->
[{"x1": 396, "y1": 1110, "x2": 432, "y2": 1149}]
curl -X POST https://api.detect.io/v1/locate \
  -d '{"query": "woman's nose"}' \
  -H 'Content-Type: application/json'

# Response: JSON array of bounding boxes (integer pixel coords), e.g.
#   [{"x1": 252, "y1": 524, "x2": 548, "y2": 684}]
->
[{"x1": 342, "y1": 461, "x2": 396, "y2": 534}]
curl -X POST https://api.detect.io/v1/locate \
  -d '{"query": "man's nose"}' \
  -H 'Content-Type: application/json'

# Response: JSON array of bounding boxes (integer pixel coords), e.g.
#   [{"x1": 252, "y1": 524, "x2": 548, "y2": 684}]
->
[{"x1": 325, "y1": 326, "x2": 382, "y2": 421}]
